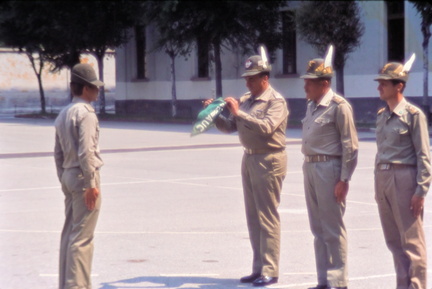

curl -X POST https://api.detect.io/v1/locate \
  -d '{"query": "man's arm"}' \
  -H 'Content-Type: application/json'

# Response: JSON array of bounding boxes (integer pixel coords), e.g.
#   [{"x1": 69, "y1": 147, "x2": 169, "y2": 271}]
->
[
  {"x1": 410, "y1": 111, "x2": 431, "y2": 217},
  {"x1": 225, "y1": 96, "x2": 288, "y2": 136},
  {"x1": 78, "y1": 113, "x2": 99, "y2": 189},
  {"x1": 54, "y1": 132, "x2": 64, "y2": 182},
  {"x1": 334, "y1": 103, "x2": 359, "y2": 203}
]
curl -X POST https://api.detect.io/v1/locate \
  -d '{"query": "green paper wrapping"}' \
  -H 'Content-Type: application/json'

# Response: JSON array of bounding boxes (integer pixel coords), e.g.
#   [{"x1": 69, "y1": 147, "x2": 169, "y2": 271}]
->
[{"x1": 191, "y1": 98, "x2": 227, "y2": 136}]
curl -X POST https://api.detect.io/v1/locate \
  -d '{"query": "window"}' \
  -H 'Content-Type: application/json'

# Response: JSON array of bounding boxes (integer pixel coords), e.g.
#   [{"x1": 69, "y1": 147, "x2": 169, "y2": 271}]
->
[
  {"x1": 386, "y1": 1, "x2": 404, "y2": 62},
  {"x1": 135, "y1": 25, "x2": 146, "y2": 79},
  {"x1": 282, "y1": 11, "x2": 297, "y2": 75},
  {"x1": 197, "y1": 36, "x2": 209, "y2": 78}
]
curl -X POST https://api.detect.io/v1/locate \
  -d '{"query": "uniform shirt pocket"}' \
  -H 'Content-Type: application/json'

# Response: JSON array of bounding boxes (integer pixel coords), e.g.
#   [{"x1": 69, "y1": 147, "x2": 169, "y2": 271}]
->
[
  {"x1": 314, "y1": 116, "x2": 332, "y2": 126},
  {"x1": 253, "y1": 109, "x2": 265, "y2": 119},
  {"x1": 393, "y1": 127, "x2": 410, "y2": 145}
]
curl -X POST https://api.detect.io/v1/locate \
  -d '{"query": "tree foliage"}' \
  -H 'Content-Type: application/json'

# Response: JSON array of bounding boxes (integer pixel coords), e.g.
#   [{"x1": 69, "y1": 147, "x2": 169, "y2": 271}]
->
[
  {"x1": 146, "y1": 0, "x2": 286, "y2": 99},
  {"x1": 0, "y1": 1, "x2": 144, "y2": 114},
  {"x1": 408, "y1": 0, "x2": 432, "y2": 119},
  {"x1": 296, "y1": 1, "x2": 364, "y2": 95}
]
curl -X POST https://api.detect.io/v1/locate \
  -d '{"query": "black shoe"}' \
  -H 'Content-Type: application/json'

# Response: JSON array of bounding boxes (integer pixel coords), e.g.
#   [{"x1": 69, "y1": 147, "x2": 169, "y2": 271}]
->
[
  {"x1": 240, "y1": 272, "x2": 261, "y2": 283},
  {"x1": 252, "y1": 275, "x2": 278, "y2": 287},
  {"x1": 308, "y1": 286, "x2": 328, "y2": 289}
]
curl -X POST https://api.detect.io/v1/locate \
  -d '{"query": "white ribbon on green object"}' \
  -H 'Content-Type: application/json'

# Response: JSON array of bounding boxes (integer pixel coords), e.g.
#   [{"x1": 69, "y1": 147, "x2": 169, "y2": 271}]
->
[{"x1": 191, "y1": 97, "x2": 227, "y2": 136}]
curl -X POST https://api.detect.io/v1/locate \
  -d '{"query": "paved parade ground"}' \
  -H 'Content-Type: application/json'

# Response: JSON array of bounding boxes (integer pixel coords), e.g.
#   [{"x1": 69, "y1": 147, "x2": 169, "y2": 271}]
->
[{"x1": 1, "y1": 116, "x2": 432, "y2": 289}]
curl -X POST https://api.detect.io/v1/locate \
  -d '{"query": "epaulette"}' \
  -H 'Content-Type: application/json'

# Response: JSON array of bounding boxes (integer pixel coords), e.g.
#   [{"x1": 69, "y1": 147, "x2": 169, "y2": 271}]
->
[
  {"x1": 240, "y1": 92, "x2": 252, "y2": 103},
  {"x1": 332, "y1": 95, "x2": 345, "y2": 104},
  {"x1": 273, "y1": 92, "x2": 284, "y2": 100},
  {"x1": 83, "y1": 103, "x2": 95, "y2": 113},
  {"x1": 377, "y1": 107, "x2": 385, "y2": 115},
  {"x1": 406, "y1": 104, "x2": 419, "y2": 115}
]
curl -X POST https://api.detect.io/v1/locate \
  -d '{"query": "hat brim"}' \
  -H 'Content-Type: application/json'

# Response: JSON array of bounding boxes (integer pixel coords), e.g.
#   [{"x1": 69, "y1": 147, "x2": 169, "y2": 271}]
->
[
  {"x1": 241, "y1": 70, "x2": 264, "y2": 77},
  {"x1": 374, "y1": 75, "x2": 392, "y2": 81},
  {"x1": 90, "y1": 80, "x2": 105, "y2": 87},
  {"x1": 300, "y1": 74, "x2": 320, "y2": 79}
]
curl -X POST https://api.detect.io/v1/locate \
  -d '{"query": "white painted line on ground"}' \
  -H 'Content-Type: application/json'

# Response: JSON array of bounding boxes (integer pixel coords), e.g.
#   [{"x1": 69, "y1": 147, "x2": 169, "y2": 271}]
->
[
  {"x1": 349, "y1": 273, "x2": 395, "y2": 280},
  {"x1": 278, "y1": 209, "x2": 308, "y2": 214},
  {"x1": 40, "y1": 273, "x2": 99, "y2": 277},
  {"x1": 0, "y1": 186, "x2": 60, "y2": 192},
  {"x1": 159, "y1": 274, "x2": 219, "y2": 277},
  {"x1": 282, "y1": 272, "x2": 316, "y2": 275}
]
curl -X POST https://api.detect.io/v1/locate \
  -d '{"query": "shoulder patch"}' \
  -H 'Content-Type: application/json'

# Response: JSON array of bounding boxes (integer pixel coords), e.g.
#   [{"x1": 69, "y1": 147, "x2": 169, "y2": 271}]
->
[
  {"x1": 332, "y1": 95, "x2": 345, "y2": 104},
  {"x1": 377, "y1": 107, "x2": 385, "y2": 115},
  {"x1": 406, "y1": 104, "x2": 419, "y2": 115}
]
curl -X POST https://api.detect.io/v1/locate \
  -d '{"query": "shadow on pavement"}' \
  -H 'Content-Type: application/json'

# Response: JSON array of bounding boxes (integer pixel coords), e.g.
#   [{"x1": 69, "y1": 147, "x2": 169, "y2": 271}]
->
[{"x1": 99, "y1": 275, "x2": 251, "y2": 289}]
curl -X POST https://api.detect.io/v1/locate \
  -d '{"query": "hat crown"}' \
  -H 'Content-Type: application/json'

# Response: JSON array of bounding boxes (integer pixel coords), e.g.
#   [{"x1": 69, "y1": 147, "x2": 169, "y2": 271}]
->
[
  {"x1": 241, "y1": 55, "x2": 271, "y2": 77},
  {"x1": 375, "y1": 62, "x2": 408, "y2": 82},
  {"x1": 301, "y1": 58, "x2": 333, "y2": 79},
  {"x1": 71, "y1": 63, "x2": 104, "y2": 87}
]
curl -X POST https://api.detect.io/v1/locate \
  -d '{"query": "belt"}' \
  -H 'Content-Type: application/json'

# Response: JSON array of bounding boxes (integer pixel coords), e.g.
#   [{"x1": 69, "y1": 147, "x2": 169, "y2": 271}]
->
[
  {"x1": 243, "y1": 147, "x2": 285, "y2": 155},
  {"x1": 304, "y1": 154, "x2": 341, "y2": 163},
  {"x1": 377, "y1": 163, "x2": 416, "y2": 170}
]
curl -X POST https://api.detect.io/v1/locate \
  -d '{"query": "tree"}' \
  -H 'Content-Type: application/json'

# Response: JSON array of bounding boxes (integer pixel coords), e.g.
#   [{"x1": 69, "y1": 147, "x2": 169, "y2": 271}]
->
[
  {"x1": 409, "y1": 1, "x2": 432, "y2": 123},
  {"x1": 148, "y1": 0, "x2": 286, "y2": 102},
  {"x1": 296, "y1": 1, "x2": 365, "y2": 95},
  {"x1": 0, "y1": 1, "x2": 144, "y2": 114},
  {"x1": 81, "y1": 1, "x2": 146, "y2": 114},
  {"x1": 0, "y1": 1, "x2": 54, "y2": 114},
  {"x1": 41, "y1": 1, "x2": 145, "y2": 113},
  {"x1": 144, "y1": 1, "x2": 193, "y2": 118}
]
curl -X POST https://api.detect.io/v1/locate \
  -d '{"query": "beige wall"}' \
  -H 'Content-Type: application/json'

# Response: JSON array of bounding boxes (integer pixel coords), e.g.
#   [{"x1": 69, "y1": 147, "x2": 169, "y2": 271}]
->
[{"x1": 0, "y1": 49, "x2": 115, "y2": 113}]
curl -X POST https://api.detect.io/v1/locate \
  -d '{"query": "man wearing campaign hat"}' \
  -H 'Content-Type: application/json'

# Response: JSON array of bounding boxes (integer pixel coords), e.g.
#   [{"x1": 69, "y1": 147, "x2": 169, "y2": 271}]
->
[
  {"x1": 54, "y1": 63, "x2": 104, "y2": 289},
  {"x1": 374, "y1": 55, "x2": 430, "y2": 289},
  {"x1": 205, "y1": 47, "x2": 288, "y2": 286},
  {"x1": 301, "y1": 46, "x2": 358, "y2": 289}
]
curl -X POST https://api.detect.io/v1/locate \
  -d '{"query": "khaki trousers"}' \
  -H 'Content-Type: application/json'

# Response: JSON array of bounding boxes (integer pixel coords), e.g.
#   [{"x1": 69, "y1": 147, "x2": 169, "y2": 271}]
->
[
  {"x1": 241, "y1": 150, "x2": 287, "y2": 277},
  {"x1": 375, "y1": 167, "x2": 427, "y2": 289},
  {"x1": 303, "y1": 159, "x2": 348, "y2": 287},
  {"x1": 59, "y1": 168, "x2": 101, "y2": 289}
]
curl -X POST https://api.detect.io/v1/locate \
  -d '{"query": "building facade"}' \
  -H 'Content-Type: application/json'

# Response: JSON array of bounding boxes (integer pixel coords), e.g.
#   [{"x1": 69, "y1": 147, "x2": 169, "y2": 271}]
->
[{"x1": 114, "y1": 1, "x2": 432, "y2": 124}]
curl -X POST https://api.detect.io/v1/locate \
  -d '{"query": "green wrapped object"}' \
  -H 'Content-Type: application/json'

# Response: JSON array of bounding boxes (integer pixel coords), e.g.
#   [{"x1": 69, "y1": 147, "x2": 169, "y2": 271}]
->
[{"x1": 191, "y1": 97, "x2": 227, "y2": 136}]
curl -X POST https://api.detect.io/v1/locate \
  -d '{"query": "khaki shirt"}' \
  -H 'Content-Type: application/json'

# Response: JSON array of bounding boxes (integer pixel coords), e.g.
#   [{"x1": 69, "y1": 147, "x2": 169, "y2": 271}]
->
[
  {"x1": 302, "y1": 89, "x2": 358, "y2": 181},
  {"x1": 215, "y1": 85, "x2": 289, "y2": 150},
  {"x1": 375, "y1": 98, "x2": 431, "y2": 196},
  {"x1": 54, "y1": 97, "x2": 103, "y2": 188}
]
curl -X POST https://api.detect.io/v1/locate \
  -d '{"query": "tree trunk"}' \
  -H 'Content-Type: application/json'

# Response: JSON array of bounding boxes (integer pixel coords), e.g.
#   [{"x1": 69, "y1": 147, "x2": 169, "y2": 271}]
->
[
  {"x1": 170, "y1": 52, "x2": 177, "y2": 118},
  {"x1": 27, "y1": 52, "x2": 46, "y2": 114},
  {"x1": 335, "y1": 66, "x2": 344, "y2": 96},
  {"x1": 421, "y1": 21, "x2": 430, "y2": 125},
  {"x1": 37, "y1": 73, "x2": 46, "y2": 114},
  {"x1": 95, "y1": 52, "x2": 106, "y2": 115},
  {"x1": 213, "y1": 40, "x2": 223, "y2": 98}
]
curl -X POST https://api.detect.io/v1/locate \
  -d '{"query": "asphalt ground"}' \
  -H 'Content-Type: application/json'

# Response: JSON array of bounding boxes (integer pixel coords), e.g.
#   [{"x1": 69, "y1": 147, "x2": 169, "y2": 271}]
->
[{"x1": 1, "y1": 117, "x2": 431, "y2": 289}]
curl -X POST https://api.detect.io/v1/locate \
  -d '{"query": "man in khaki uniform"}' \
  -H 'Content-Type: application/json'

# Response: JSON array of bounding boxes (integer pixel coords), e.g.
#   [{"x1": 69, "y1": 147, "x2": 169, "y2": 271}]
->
[
  {"x1": 301, "y1": 51, "x2": 358, "y2": 289},
  {"x1": 205, "y1": 51, "x2": 288, "y2": 287},
  {"x1": 374, "y1": 56, "x2": 431, "y2": 289},
  {"x1": 54, "y1": 63, "x2": 104, "y2": 289}
]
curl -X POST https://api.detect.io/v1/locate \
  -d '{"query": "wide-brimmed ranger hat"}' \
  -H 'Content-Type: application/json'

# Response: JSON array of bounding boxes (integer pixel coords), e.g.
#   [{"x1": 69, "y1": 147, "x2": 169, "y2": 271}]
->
[
  {"x1": 301, "y1": 45, "x2": 334, "y2": 79},
  {"x1": 241, "y1": 45, "x2": 271, "y2": 77},
  {"x1": 374, "y1": 54, "x2": 415, "y2": 83},
  {"x1": 71, "y1": 63, "x2": 105, "y2": 87}
]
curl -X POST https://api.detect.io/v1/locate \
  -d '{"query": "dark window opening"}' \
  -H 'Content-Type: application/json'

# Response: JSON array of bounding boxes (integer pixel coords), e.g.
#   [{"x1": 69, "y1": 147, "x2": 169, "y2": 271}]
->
[
  {"x1": 282, "y1": 11, "x2": 297, "y2": 74},
  {"x1": 386, "y1": 1, "x2": 404, "y2": 62},
  {"x1": 135, "y1": 25, "x2": 146, "y2": 79},
  {"x1": 197, "y1": 36, "x2": 209, "y2": 78}
]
